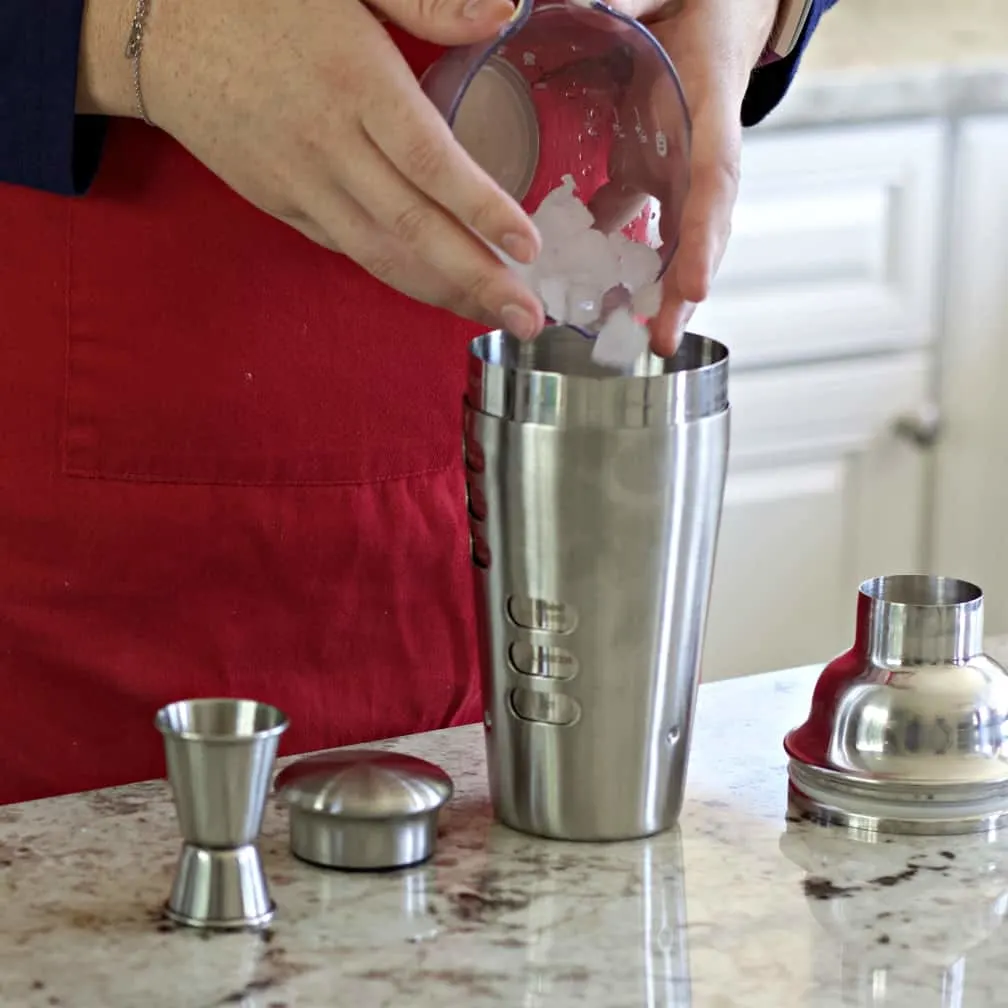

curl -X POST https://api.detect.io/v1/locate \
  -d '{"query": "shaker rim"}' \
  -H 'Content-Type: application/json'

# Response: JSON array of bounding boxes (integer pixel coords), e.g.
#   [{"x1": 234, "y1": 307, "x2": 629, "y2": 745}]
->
[
  {"x1": 469, "y1": 328, "x2": 728, "y2": 381},
  {"x1": 858, "y1": 574, "x2": 983, "y2": 609}
]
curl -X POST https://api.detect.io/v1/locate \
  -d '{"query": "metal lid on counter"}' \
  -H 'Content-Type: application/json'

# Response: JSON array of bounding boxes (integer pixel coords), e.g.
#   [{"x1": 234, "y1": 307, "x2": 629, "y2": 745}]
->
[{"x1": 274, "y1": 750, "x2": 453, "y2": 870}]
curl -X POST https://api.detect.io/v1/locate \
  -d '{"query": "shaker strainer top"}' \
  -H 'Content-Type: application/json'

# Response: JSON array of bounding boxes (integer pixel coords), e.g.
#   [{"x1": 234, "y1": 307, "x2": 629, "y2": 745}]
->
[{"x1": 785, "y1": 575, "x2": 1008, "y2": 836}]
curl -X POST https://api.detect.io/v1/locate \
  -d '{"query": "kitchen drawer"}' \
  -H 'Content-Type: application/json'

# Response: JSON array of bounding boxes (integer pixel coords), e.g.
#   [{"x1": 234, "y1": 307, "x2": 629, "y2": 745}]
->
[
  {"x1": 727, "y1": 349, "x2": 934, "y2": 467},
  {"x1": 690, "y1": 122, "x2": 946, "y2": 371}
]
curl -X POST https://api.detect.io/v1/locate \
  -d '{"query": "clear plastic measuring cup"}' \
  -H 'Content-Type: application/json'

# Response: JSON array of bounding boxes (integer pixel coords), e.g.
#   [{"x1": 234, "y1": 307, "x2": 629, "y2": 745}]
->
[{"x1": 421, "y1": 0, "x2": 691, "y2": 337}]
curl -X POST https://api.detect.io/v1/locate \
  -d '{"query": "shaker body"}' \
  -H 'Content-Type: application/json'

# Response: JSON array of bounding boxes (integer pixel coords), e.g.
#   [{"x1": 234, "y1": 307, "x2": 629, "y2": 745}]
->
[{"x1": 466, "y1": 327, "x2": 730, "y2": 840}]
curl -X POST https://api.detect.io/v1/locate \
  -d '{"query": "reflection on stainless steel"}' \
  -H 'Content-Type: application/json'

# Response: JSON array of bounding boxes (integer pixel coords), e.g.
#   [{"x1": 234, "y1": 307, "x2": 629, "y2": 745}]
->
[
  {"x1": 155, "y1": 698, "x2": 288, "y2": 929},
  {"x1": 520, "y1": 832, "x2": 691, "y2": 1007},
  {"x1": 467, "y1": 327, "x2": 730, "y2": 841},
  {"x1": 785, "y1": 576, "x2": 1008, "y2": 835},
  {"x1": 780, "y1": 821, "x2": 1008, "y2": 1007},
  {"x1": 274, "y1": 751, "x2": 453, "y2": 871}
]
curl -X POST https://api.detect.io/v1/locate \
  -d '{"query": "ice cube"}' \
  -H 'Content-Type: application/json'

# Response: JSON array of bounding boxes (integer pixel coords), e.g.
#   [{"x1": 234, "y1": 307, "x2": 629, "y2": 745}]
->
[
  {"x1": 533, "y1": 175, "x2": 594, "y2": 240},
  {"x1": 614, "y1": 236, "x2": 661, "y2": 293},
  {"x1": 539, "y1": 277, "x2": 569, "y2": 322},
  {"x1": 553, "y1": 229, "x2": 618, "y2": 288},
  {"x1": 489, "y1": 178, "x2": 663, "y2": 333},
  {"x1": 566, "y1": 284, "x2": 603, "y2": 327},
  {"x1": 631, "y1": 281, "x2": 662, "y2": 319},
  {"x1": 591, "y1": 307, "x2": 650, "y2": 368}
]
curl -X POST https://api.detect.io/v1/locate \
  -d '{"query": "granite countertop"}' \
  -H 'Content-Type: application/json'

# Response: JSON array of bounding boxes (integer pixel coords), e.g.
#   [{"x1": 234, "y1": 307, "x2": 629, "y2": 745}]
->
[
  {"x1": 761, "y1": 0, "x2": 1008, "y2": 128},
  {"x1": 4, "y1": 641, "x2": 1008, "y2": 1006}
]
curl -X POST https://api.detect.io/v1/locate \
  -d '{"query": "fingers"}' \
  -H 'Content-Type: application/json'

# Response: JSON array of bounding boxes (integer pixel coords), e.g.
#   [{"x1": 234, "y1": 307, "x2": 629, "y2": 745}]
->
[
  {"x1": 359, "y1": 58, "x2": 541, "y2": 266},
  {"x1": 335, "y1": 131, "x2": 545, "y2": 337},
  {"x1": 370, "y1": 0, "x2": 519, "y2": 45},
  {"x1": 291, "y1": 197, "x2": 497, "y2": 327},
  {"x1": 331, "y1": 10, "x2": 542, "y2": 334},
  {"x1": 651, "y1": 94, "x2": 741, "y2": 355},
  {"x1": 650, "y1": 298, "x2": 696, "y2": 355},
  {"x1": 673, "y1": 96, "x2": 741, "y2": 303}
]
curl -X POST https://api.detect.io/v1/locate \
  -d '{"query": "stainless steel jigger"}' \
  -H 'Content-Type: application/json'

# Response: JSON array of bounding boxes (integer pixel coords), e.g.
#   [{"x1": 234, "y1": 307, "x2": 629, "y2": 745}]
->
[{"x1": 155, "y1": 698, "x2": 289, "y2": 930}]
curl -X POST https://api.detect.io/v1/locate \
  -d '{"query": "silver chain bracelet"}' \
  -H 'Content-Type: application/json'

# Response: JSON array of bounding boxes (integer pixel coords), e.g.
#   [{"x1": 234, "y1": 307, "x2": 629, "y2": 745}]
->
[{"x1": 124, "y1": 0, "x2": 154, "y2": 126}]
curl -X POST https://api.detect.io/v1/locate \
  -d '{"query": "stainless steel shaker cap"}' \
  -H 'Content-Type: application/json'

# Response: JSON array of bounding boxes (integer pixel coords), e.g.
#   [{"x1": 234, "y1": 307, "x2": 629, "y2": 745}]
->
[
  {"x1": 274, "y1": 750, "x2": 453, "y2": 870},
  {"x1": 785, "y1": 574, "x2": 1008, "y2": 836}
]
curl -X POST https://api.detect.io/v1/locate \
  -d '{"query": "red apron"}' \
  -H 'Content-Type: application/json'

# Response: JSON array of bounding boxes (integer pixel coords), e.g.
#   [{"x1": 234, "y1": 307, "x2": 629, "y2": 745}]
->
[{"x1": 0, "y1": 30, "x2": 621, "y2": 804}]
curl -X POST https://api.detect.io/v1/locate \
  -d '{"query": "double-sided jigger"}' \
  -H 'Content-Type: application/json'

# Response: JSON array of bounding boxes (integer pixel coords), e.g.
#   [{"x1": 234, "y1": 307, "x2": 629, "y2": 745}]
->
[{"x1": 155, "y1": 698, "x2": 289, "y2": 930}]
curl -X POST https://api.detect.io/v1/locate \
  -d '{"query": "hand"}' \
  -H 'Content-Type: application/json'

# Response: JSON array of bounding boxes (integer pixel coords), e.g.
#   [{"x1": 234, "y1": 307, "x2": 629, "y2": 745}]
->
[
  {"x1": 77, "y1": 0, "x2": 546, "y2": 337},
  {"x1": 609, "y1": 0, "x2": 779, "y2": 354}
]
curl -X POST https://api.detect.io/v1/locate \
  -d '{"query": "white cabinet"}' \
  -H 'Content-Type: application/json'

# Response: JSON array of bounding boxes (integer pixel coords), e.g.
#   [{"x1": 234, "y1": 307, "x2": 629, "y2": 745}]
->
[
  {"x1": 932, "y1": 115, "x2": 1008, "y2": 636},
  {"x1": 702, "y1": 353, "x2": 933, "y2": 682},
  {"x1": 695, "y1": 122, "x2": 946, "y2": 681},
  {"x1": 686, "y1": 114, "x2": 1008, "y2": 680},
  {"x1": 691, "y1": 122, "x2": 946, "y2": 370}
]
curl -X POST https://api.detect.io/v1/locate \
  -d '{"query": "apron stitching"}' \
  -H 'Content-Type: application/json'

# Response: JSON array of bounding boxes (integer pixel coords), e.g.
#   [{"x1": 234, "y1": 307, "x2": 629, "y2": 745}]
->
[{"x1": 61, "y1": 200, "x2": 75, "y2": 477}]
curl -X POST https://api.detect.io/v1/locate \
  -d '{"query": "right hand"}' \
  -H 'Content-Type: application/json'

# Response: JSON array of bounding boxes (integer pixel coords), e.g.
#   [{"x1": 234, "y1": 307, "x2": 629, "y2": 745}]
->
[{"x1": 78, "y1": 0, "x2": 546, "y2": 337}]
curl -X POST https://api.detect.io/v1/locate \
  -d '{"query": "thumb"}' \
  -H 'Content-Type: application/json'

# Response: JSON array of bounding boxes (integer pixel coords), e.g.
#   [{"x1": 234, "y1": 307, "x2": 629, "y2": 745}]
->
[{"x1": 369, "y1": 0, "x2": 520, "y2": 46}]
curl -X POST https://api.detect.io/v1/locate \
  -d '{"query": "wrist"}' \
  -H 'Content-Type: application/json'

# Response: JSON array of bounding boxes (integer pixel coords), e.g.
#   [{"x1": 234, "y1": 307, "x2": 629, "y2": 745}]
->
[{"x1": 77, "y1": 0, "x2": 141, "y2": 117}]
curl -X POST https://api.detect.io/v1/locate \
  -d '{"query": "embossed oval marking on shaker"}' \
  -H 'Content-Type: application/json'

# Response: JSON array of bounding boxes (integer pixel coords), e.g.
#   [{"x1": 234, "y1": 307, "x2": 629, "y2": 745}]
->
[
  {"x1": 507, "y1": 641, "x2": 579, "y2": 680},
  {"x1": 506, "y1": 596, "x2": 577, "y2": 634},
  {"x1": 463, "y1": 410, "x2": 485, "y2": 474},
  {"x1": 463, "y1": 437, "x2": 485, "y2": 475},
  {"x1": 508, "y1": 688, "x2": 581, "y2": 727},
  {"x1": 470, "y1": 529, "x2": 491, "y2": 570},
  {"x1": 466, "y1": 481, "x2": 487, "y2": 522}
]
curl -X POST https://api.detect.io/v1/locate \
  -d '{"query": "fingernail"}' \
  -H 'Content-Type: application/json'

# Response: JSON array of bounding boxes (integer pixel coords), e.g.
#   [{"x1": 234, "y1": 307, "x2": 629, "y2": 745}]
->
[
  {"x1": 671, "y1": 302, "x2": 697, "y2": 353},
  {"x1": 650, "y1": 300, "x2": 693, "y2": 357},
  {"x1": 463, "y1": 0, "x2": 516, "y2": 21},
  {"x1": 680, "y1": 300, "x2": 697, "y2": 326},
  {"x1": 672, "y1": 299, "x2": 695, "y2": 332},
  {"x1": 500, "y1": 231, "x2": 538, "y2": 266},
  {"x1": 500, "y1": 303, "x2": 538, "y2": 340}
]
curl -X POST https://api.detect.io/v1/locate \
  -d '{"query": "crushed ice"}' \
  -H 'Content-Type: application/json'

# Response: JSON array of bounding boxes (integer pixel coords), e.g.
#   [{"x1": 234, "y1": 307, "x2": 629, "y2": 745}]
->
[{"x1": 493, "y1": 176, "x2": 662, "y2": 369}]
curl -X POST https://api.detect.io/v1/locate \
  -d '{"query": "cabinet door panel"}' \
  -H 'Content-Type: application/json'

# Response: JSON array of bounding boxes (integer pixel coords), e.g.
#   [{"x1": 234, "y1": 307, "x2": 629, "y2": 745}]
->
[
  {"x1": 703, "y1": 461, "x2": 848, "y2": 681},
  {"x1": 690, "y1": 122, "x2": 945, "y2": 370},
  {"x1": 702, "y1": 353, "x2": 932, "y2": 681}
]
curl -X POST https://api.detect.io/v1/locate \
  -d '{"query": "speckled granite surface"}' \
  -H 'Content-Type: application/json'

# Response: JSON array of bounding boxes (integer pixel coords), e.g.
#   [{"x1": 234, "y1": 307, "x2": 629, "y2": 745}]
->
[
  {"x1": 3, "y1": 640, "x2": 1008, "y2": 1006},
  {"x1": 760, "y1": 0, "x2": 1008, "y2": 128}
]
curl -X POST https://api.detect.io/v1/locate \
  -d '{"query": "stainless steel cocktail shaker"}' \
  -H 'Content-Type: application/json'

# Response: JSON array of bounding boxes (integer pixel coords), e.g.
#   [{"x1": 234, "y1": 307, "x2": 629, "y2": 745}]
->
[{"x1": 465, "y1": 327, "x2": 730, "y2": 841}]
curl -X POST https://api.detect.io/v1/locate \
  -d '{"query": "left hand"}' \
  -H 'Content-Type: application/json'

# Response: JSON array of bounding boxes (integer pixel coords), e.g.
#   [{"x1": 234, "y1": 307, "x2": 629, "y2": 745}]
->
[{"x1": 607, "y1": 0, "x2": 779, "y2": 354}]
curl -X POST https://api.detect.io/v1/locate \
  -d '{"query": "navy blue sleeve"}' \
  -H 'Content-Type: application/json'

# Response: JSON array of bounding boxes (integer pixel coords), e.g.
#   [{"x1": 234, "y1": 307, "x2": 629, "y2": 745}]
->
[
  {"x1": 741, "y1": 0, "x2": 840, "y2": 127},
  {"x1": 0, "y1": 0, "x2": 107, "y2": 196}
]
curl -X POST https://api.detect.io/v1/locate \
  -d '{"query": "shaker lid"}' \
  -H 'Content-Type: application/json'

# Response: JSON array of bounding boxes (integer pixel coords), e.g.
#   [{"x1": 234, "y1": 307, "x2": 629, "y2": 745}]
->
[{"x1": 274, "y1": 750, "x2": 453, "y2": 820}]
